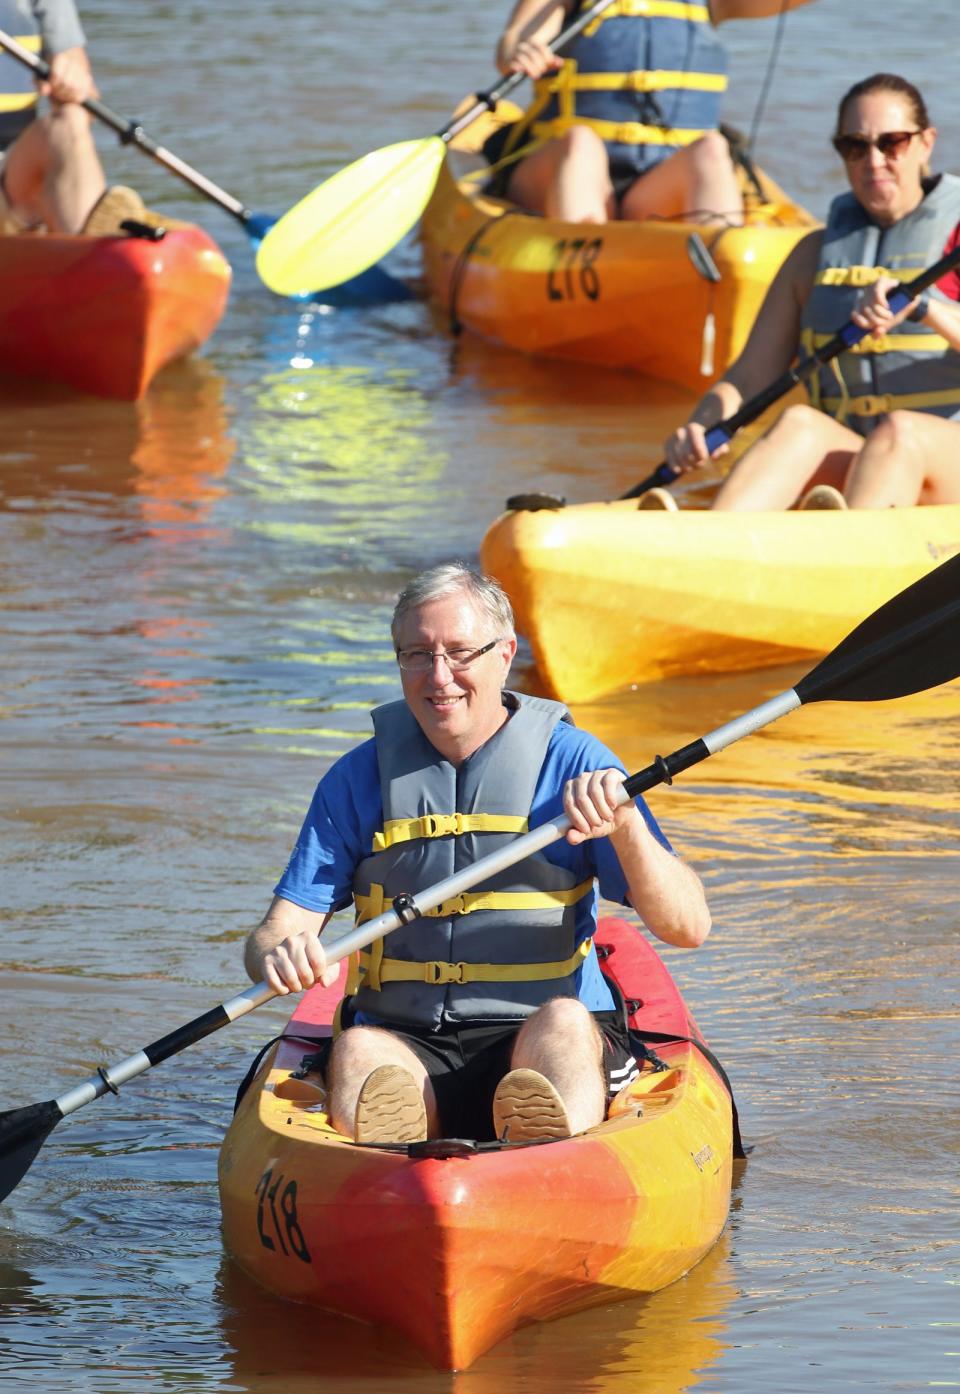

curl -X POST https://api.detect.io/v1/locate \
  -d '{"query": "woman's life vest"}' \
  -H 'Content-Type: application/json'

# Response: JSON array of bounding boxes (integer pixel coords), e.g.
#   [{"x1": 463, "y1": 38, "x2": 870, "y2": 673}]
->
[
  {"x1": 517, "y1": 0, "x2": 727, "y2": 179},
  {"x1": 0, "y1": 0, "x2": 86, "y2": 150},
  {"x1": 348, "y1": 691, "x2": 598, "y2": 1031},
  {"x1": 799, "y1": 174, "x2": 960, "y2": 436}
]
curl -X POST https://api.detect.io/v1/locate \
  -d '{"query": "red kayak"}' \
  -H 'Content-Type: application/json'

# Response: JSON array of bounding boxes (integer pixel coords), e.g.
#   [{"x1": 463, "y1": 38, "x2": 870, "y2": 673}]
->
[
  {"x1": 219, "y1": 917, "x2": 734, "y2": 1368},
  {"x1": 0, "y1": 222, "x2": 231, "y2": 399}
]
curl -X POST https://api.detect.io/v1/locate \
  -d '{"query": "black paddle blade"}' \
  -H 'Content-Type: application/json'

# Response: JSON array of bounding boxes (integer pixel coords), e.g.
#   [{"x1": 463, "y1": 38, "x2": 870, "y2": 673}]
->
[
  {"x1": 0, "y1": 1099, "x2": 62, "y2": 1202},
  {"x1": 796, "y1": 553, "x2": 960, "y2": 706}
]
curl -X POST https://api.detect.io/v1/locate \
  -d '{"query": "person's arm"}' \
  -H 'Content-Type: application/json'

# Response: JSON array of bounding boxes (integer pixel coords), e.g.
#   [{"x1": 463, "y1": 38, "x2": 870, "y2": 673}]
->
[
  {"x1": 664, "y1": 228, "x2": 822, "y2": 474},
  {"x1": 711, "y1": 0, "x2": 816, "y2": 22},
  {"x1": 244, "y1": 896, "x2": 338, "y2": 993},
  {"x1": 32, "y1": 0, "x2": 96, "y2": 102},
  {"x1": 496, "y1": 0, "x2": 568, "y2": 77},
  {"x1": 562, "y1": 770, "x2": 711, "y2": 948},
  {"x1": 852, "y1": 275, "x2": 960, "y2": 354}
]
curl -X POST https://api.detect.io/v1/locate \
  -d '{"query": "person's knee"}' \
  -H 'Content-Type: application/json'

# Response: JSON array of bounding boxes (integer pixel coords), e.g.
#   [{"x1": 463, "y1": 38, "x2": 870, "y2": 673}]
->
[
  {"x1": 523, "y1": 996, "x2": 599, "y2": 1046},
  {"x1": 559, "y1": 124, "x2": 608, "y2": 168},
  {"x1": 328, "y1": 1024, "x2": 395, "y2": 1077},
  {"x1": 776, "y1": 401, "x2": 828, "y2": 444},
  {"x1": 688, "y1": 129, "x2": 734, "y2": 173},
  {"x1": 45, "y1": 102, "x2": 94, "y2": 149},
  {"x1": 870, "y1": 410, "x2": 922, "y2": 458}
]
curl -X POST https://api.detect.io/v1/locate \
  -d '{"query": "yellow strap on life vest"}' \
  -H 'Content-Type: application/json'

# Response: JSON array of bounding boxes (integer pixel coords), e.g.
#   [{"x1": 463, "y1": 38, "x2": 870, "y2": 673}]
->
[
  {"x1": 354, "y1": 878, "x2": 594, "y2": 926},
  {"x1": 804, "y1": 330, "x2": 951, "y2": 356},
  {"x1": 821, "y1": 388, "x2": 960, "y2": 417},
  {"x1": 372, "y1": 812, "x2": 529, "y2": 852},
  {"x1": 552, "y1": 68, "x2": 727, "y2": 95},
  {"x1": 357, "y1": 937, "x2": 594, "y2": 988},
  {"x1": 584, "y1": 0, "x2": 710, "y2": 33},
  {"x1": 815, "y1": 265, "x2": 925, "y2": 288},
  {"x1": 532, "y1": 114, "x2": 707, "y2": 147},
  {"x1": 0, "y1": 33, "x2": 41, "y2": 112}
]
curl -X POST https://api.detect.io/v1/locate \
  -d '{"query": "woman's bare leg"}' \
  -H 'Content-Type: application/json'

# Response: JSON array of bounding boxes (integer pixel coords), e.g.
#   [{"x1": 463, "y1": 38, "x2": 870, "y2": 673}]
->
[
  {"x1": 711, "y1": 402, "x2": 861, "y2": 511},
  {"x1": 506, "y1": 126, "x2": 615, "y2": 222},
  {"x1": 619, "y1": 131, "x2": 743, "y2": 225},
  {"x1": 844, "y1": 411, "x2": 960, "y2": 507}
]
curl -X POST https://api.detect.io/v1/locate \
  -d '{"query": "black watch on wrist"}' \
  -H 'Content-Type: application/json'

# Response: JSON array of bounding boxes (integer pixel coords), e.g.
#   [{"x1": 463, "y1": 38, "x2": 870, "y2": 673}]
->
[{"x1": 907, "y1": 292, "x2": 931, "y2": 323}]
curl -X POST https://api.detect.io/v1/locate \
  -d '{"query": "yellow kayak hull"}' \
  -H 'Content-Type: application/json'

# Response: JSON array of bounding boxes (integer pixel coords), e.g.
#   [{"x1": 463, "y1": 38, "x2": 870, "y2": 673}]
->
[
  {"x1": 480, "y1": 500, "x2": 960, "y2": 701},
  {"x1": 420, "y1": 104, "x2": 818, "y2": 390}
]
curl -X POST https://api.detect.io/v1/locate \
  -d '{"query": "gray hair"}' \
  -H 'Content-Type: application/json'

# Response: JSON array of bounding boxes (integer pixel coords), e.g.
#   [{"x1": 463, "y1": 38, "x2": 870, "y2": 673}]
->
[{"x1": 391, "y1": 563, "x2": 515, "y2": 645}]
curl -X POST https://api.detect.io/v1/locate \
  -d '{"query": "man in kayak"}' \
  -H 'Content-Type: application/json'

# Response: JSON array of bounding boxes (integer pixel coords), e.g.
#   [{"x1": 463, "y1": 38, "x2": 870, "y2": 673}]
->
[
  {"x1": 486, "y1": 0, "x2": 816, "y2": 225},
  {"x1": 244, "y1": 564, "x2": 710, "y2": 1145},
  {"x1": 0, "y1": 0, "x2": 143, "y2": 235}
]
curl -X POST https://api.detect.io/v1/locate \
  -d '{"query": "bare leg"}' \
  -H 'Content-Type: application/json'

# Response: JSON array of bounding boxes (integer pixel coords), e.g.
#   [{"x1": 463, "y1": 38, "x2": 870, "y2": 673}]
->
[
  {"x1": 327, "y1": 1025, "x2": 440, "y2": 1138},
  {"x1": 844, "y1": 411, "x2": 960, "y2": 507},
  {"x1": 2, "y1": 105, "x2": 106, "y2": 234},
  {"x1": 506, "y1": 126, "x2": 615, "y2": 223},
  {"x1": 711, "y1": 402, "x2": 861, "y2": 511},
  {"x1": 620, "y1": 132, "x2": 743, "y2": 226},
  {"x1": 509, "y1": 997, "x2": 606, "y2": 1135}
]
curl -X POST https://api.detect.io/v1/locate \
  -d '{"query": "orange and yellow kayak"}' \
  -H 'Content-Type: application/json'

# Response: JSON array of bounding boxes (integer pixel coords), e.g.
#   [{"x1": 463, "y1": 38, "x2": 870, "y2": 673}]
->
[
  {"x1": 218, "y1": 917, "x2": 733, "y2": 1369},
  {"x1": 420, "y1": 102, "x2": 817, "y2": 391},
  {"x1": 0, "y1": 222, "x2": 230, "y2": 399}
]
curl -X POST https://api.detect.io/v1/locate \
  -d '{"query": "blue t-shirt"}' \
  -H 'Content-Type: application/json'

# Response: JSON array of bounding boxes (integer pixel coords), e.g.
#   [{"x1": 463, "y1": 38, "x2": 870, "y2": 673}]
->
[{"x1": 275, "y1": 718, "x2": 673, "y2": 1015}]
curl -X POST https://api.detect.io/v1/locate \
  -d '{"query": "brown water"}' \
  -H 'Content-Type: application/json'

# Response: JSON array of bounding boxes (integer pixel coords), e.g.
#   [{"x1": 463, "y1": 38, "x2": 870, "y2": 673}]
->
[{"x1": 1, "y1": 1, "x2": 959, "y2": 1389}]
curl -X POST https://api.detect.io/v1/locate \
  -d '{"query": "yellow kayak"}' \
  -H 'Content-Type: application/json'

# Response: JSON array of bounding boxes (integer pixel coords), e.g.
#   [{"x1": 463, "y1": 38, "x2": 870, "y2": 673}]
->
[
  {"x1": 480, "y1": 499, "x2": 960, "y2": 702},
  {"x1": 420, "y1": 102, "x2": 817, "y2": 390}
]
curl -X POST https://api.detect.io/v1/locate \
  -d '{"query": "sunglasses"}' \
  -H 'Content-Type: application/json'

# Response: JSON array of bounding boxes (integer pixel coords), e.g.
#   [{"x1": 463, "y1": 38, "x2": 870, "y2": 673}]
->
[{"x1": 832, "y1": 130, "x2": 921, "y2": 163}]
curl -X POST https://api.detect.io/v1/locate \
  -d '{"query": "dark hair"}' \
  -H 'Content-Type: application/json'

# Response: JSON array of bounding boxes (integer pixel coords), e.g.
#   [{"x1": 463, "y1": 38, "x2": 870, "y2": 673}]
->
[{"x1": 835, "y1": 74, "x2": 931, "y2": 137}]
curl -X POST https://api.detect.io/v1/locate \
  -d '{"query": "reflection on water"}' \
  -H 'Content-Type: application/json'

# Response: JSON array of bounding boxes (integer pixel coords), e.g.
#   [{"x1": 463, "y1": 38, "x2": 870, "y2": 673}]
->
[
  {"x1": 215, "y1": 1225, "x2": 741, "y2": 1393},
  {"x1": 0, "y1": 356, "x2": 234, "y2": 530}
]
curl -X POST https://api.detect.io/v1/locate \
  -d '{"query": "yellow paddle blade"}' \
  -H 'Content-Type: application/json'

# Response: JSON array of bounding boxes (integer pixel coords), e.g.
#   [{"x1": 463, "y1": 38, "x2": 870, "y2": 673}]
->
[{"x1": 256, "y1": 137, "x2": 447, "y2": 296}]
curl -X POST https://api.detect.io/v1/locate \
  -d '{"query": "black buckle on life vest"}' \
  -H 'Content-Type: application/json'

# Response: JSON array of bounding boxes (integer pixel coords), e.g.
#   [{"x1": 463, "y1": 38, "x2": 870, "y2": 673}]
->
[{"x1": 392, "y1": 892, "x2": 420, "y2": 925}]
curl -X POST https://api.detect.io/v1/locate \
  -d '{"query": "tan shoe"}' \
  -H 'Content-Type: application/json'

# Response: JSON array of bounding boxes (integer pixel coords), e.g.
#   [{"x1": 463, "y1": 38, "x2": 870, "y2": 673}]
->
[
  {"x1": 492, "y1": 1068, "x2": 572, "y2": 1142},
  {"x1": 637, "y1": 486, "x2": 678, "y2": 511},
  {"x1": 798, "y1": 484, "x2": 847, "y2": 510},
  {"x1": 354, "y1": 1065, "x2": 427, "y2": 1144},
  {"x1": 81, "y1": 184, "x2": 147, "y2": 237}
]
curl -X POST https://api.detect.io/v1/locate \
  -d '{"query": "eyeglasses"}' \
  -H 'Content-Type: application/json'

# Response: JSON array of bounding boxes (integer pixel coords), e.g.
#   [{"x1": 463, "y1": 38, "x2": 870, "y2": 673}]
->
[
  {"x1": 396, "y1": 638, "x2": 503, "y2": 672},
  {"x1": 832, "y1": 130, "x2": 921, "y2": 163}
]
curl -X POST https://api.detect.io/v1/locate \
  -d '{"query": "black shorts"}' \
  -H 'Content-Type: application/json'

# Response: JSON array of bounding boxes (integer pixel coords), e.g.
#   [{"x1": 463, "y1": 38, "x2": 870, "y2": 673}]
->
[{"x1": 353, "y1": 1006, "x2": 641, "y2": 1142}]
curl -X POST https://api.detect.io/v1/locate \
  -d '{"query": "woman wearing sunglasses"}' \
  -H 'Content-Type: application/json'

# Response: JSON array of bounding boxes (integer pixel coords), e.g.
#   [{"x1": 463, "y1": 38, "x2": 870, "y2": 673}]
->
[{"x1": 664, "y1": 72, "x2": 960, "y2": 509}]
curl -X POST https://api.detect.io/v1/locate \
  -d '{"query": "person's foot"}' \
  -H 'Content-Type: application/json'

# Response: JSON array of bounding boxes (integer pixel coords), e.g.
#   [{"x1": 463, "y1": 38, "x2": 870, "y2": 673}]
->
[
  {"x1": 492, "y1": 1068, "x2": 572, "y2": 1142},
  {"x1": 798, "y1": 484, "x2": 847, "y2": 510},
  {"x1": 354, "y1": 1064, "x2": 427, "y2": 1144},
  {"x1": 81, "y1": 184, "x2": 147, "y2": 237},
  {"x1": 637, "y1": 486, "x2": 678, "y2": 511}
]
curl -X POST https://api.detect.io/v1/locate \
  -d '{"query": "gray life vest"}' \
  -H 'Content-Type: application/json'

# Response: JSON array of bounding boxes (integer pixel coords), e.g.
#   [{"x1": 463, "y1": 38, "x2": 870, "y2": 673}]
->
[
  {"x1": 0, "y1": 0, "x2": 40, "y2": 148},
  {"x1": 0, "y1": 0, "x2": 87, "y2": 149},
  {"x1": 799, "y1": 174, "x2": 960, "y2": 436},
  {"x1": 348, "y1": 691, "x2": 596, "y2": 1030}
]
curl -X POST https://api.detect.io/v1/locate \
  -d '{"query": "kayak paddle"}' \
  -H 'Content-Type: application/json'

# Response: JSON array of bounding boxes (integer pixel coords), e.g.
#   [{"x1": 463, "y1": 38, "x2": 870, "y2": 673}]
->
[
  {"x1": 2, "y1": 549, "x2": 958, "y2": 1203},
  {"x1": 506, "y1": 237, "x2": 960, "y2": 512},
  {"x1": 0, "y1": 29, "x2": 409, "y2": 305},
  {"x1": 255, "y1": 0, "x2": 618, "y2": 297}
]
